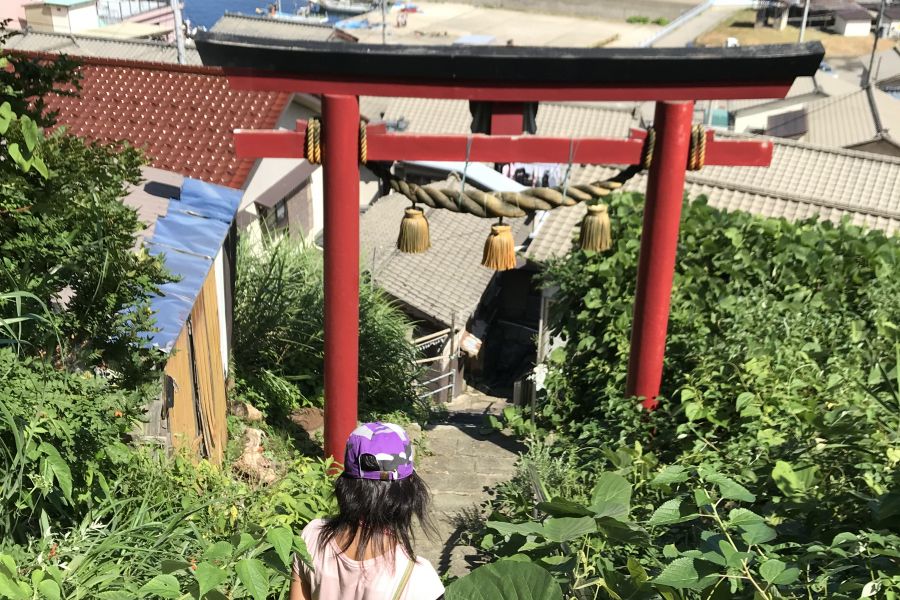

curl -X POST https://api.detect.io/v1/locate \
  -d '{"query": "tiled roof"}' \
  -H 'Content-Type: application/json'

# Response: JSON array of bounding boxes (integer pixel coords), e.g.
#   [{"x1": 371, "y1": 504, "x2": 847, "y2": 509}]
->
[
  {"x1": 361, "y1": 97, "x2": 638, "y2": 137},
  {"x1": 361, "y1": 193, "x2": 529, "y2": 328},
  {"x1": 526, "y1": 136, "x2": 900, "y2": 262},
  {"x1": 801, "y1": 89, "x2": 877, "y2": 146},
  {"x1": 796, "y1": 86, "x2": 900, "y2": 149},
  {"x1": 2, "y1": 30, "x2": 203, "y2": 64},
  {"x1": 729, "y1": 74, "x2": 858, "y2": 116},
  {"x1": 211, "y1": 12, "x2": 354, "y2": 42},
  {"x1": 36, "y1": 54, "x2": 290, "y2": 188}
]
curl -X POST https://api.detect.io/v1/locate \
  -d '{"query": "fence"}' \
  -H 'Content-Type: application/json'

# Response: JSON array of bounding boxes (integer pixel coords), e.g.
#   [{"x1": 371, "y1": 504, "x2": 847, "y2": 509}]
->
[
  {"x1": 98, "y1": 0, "x2": 169, "y2": 24},
  {"x1": 639, "y1": 0, "x2": 758, "y2": 47},
  {"x1": 412, "y1": 327, "x2": 459, "y2": 403}
]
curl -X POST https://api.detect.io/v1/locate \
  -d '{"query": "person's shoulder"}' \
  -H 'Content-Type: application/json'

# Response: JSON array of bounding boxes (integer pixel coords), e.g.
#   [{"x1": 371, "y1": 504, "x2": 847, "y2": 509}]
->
[
  {"x1": 300, "y1": 518, "x2": 328, "y2": 543},
  {"x1": 412, "y1": 556, "x2": 445, "y2": 597},
  {"x1": 302, "y1": 518, "x2": 327, "y2": 533}
]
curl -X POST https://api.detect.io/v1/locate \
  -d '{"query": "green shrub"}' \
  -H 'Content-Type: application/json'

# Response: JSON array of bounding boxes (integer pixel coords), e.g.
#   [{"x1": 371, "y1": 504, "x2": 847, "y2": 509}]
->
[
  {"x1": 652, "y1": 17, "x2": 670, "y2": 25},
  {"x1": 0, "y1": 350, "x2": 336, "y2": 597},
  {"x1": 0, "y1": 348, "x2": 147, "y2": 539},
  {"x1": 1, "y1": 47, "x2": 171, "y2": 383},
  {"x1": 472, "y1": 192, "x2": 900, "y2": 597},
  {"x1": 233, "y1": 236, "x2": 420, "y2": 417},
  {"x1": 626, "y1": 15, "x2": 651, "y2": 23}
]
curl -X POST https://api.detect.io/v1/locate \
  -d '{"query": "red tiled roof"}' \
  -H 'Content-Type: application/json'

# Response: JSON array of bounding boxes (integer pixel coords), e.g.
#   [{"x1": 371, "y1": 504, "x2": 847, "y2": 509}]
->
[{"x1": 32, "y1": 54, "x2": 290, "y2": 189}]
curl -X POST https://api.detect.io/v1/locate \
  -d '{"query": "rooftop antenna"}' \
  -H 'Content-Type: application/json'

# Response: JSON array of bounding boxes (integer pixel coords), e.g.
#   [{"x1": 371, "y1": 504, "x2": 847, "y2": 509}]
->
[
  {"x1": 171, "y1": 0, "x2": 186, "y2": 65},
  {"x1": 798, "y1": 0, "x2": 811, "y2": 43},
  {"x1": 864, "y1": 0, "x2": 887, "y2": 87}
]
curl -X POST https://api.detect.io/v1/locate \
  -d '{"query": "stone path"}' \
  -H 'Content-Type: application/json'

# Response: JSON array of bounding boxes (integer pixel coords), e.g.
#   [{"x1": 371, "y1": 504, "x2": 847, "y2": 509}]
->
[{"x1": 414, "y1": 392, "x2": 523, "y2": 578}]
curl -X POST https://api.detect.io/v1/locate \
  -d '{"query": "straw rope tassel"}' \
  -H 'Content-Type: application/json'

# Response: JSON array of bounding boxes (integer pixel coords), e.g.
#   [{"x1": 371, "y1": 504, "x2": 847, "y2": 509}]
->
[
  {"x1": 482, "y1": 222, "x2": 517, "y2": 271},
  {"x1": 579, "y1": 204, "x2": 612, "y2": 252},
  {"x1": 397, "y1": 206, "x2": 431, "y2": 253}
]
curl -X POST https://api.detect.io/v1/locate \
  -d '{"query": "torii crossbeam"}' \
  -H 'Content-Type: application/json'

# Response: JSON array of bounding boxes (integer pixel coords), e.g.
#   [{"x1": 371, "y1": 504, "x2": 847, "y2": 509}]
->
[{"x1": 195, "y1": 35, "x2": 823, "y2": 463}]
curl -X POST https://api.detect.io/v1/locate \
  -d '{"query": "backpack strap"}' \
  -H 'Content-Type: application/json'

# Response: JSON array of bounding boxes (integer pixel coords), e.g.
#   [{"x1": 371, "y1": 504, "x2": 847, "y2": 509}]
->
[{"x1": 390, "y1": 557, "x2": 416, "y2": 600}]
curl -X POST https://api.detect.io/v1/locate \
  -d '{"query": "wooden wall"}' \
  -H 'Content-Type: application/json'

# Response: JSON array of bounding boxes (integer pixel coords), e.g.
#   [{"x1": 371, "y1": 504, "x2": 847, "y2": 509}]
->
[{"x1": 163, "y1": 267, "x2": 228, "y2": 464}]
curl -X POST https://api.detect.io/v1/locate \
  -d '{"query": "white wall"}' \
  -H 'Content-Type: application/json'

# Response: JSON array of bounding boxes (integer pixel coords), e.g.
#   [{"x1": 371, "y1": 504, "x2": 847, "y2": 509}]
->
[
  {"x1": 214, "y1": 248, "x2": 229, "y2": 378},
  {"x1": 67, "y1": 2, "x2": 99, "y2": 32},
  {"x1": 733, "y1": 101, "x2": 812, "y2": 133},
  {"x1": 26, "y1": 1, "x2": 98, "y2": 33},
  {"x1": 835, "y1": 16, "x2": 871, "y2": 36},
  {"x1": 240, "y1": 95, "x2": 387, "y2": 246}
]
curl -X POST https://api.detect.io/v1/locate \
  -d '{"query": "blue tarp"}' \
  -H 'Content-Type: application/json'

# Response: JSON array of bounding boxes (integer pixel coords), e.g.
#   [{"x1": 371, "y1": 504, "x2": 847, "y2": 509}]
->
[{"x1": 141, "y1": 177, "x2": 242, "y2": 353}]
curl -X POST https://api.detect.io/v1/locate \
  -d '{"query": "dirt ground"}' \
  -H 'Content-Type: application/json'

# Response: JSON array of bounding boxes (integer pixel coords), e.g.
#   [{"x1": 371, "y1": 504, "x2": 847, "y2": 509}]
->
[
  {"x1": 696, "y1": 9, "x2": 896, "y2": 57},
  {"x1": 351, "y1": 1, "x2": 661, "y2": 47},
  {"x1": 418, "y1": 0, "x2": 697, "y2": 21}
]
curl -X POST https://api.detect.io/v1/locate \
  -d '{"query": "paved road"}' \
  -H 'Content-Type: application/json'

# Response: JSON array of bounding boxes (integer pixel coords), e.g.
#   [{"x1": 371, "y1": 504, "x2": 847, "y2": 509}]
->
[
  {"x1": 424, "y1": 0, "x2": 698, "y2": 20},
  {"x1": 651, "y1": 5, "x2": 740, "y2": 47},
  {"x1": 414, "y1": 393, "x2": 522, "y2": 578}
]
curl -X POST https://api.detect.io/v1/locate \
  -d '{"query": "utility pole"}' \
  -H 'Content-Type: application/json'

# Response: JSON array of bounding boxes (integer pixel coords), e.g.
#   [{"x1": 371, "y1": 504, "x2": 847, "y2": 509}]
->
[
  {"x1": 864, "y1": 0, "x2": 887, "y2": 87},
  {"x1": 381, "y1": 0, "x2": 387, "y2": 44},
  {"x1": 171, "y1": 0, "x2": 187, "y2": 65},
  {"x1": 798, "y1": 0, "x2": 811, "y2": 43}
]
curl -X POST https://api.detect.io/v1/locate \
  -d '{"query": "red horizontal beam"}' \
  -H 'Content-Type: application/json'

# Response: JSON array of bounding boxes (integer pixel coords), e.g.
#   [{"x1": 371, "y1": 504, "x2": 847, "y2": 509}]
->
[
  {"x1": 234, "y1": 123, "x2": 773, "y2": 167},
  {"x1": 234, "y1": 120, "x2": 307, "y2": 159},
  {"x1": 225, "y1": 74, "x2": 793, "y2": 102},
  {"x1": 367, "y1": 133, "x2": 645, "y2": 164}
]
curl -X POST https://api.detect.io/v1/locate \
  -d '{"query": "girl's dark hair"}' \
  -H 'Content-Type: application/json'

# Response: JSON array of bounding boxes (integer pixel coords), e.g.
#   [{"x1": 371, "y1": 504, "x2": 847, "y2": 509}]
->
[{"x1": 319, "y1": 472, "x2": 434, "y2": 564}]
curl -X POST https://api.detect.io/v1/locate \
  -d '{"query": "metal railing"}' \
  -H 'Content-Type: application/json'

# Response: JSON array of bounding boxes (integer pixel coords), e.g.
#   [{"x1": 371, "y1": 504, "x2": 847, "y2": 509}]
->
[
  {"x1": 638, "y1": 0, "x2": 758, "y2": 47},
  {"x1": 415, "y1": 370, "x2": 455, "y2": 400},
  {"x1": 98, "y1": 0, "x2": 169, "y2": 24}
]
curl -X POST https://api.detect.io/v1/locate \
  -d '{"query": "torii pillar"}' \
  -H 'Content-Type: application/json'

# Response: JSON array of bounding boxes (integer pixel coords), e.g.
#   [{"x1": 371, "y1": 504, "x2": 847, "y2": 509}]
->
[{"x1": 194, "y1": 36, "x2": 824, "y2": 463}]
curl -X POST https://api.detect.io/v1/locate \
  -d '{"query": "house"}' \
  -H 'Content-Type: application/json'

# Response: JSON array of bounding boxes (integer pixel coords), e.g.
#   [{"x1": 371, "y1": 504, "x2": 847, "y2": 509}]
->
[
  {"x1": 0, "y1": 43, "x2": 378, "y2": 245},
  {"x1": 96, "y1": 0, "x2": 177, "y2": 40},
  {"x1": 785, "y1": 86, "x2": 900, "y2": 155},
  {"x1": 24, "y1": 0, "x2": 100, "y2": 34},
  {"x1": 2, "y1": 29, "x2": 203, "y2": 63},
  {"x1": 730, "y1": 73, "x2": 860, "y2": 133},
  {"x1": 28, "y1": 54, "x2": 291, "y2": 188},
  {"x1": 525, "y1": 135, "x2": 900, "y2": 265},
  {"x1": 356, "y1": 98, "x2": 638, "y2": 398},
  {"x1": 126, "y1": 167, "x2": 242, "y2": 463},
  {"x1": 210, "y1": 12, "x2": 358, "y2": 43},
  {"x1": 872, "y1": 46, "x2": 900, "y2": 97},
  {"x1": 882, "y1": 6, "x2": 900, "y2": 37},
  {"x1": 360, "y1": 187, "x2": 532, "y2": 399},
  {"x1": 833, "y1": 5, "x2": 872, "y2": 36}
]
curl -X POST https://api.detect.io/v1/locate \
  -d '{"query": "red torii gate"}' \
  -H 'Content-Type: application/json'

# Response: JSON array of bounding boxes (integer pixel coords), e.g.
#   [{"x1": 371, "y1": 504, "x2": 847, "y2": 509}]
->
[{"x1": 195, "y1": 36, "x2": 823, "y2": 463}]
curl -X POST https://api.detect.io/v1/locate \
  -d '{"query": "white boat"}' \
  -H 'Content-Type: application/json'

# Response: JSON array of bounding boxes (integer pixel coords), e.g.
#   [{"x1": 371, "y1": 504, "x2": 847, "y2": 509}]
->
[
  {"x1": 310, "y1": 0, "x2": 378, "y2": 16},
  {"x1": 275, "y1": 10, "x2": 330, "y2": 24}
]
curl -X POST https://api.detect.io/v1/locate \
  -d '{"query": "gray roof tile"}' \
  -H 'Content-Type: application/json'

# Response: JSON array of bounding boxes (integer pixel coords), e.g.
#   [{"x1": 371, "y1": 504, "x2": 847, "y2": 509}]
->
[
  {"x1": 210, "y1": 12, "x2": 349, "y2": 42},
  {"x1": 526, "y1": 136, "x2": 900, "y2": 262},
  {"x1": 361, "y1": 193, "x2": 529, "y2": 327},
  {"x1": 2, "y1": 30, "x2": 203, "y2": 64}
]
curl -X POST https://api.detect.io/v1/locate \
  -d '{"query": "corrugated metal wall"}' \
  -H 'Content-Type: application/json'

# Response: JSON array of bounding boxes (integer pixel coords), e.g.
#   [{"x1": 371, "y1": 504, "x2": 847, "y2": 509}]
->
[{"x1": 163, "y1": 268, "x2": 228, "y2": 464}]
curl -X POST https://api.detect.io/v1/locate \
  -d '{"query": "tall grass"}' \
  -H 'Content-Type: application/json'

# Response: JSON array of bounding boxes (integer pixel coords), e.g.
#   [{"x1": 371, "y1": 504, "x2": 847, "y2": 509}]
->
[{"x1": 233, "y1": 236, "x2": 421, "y2": 416}]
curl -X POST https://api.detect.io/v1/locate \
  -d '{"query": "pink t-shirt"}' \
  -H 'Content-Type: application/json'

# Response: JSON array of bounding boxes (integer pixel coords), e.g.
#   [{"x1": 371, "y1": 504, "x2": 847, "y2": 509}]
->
[{"x1": 293, "y1": 519, "x2": 445, "y2": 600}]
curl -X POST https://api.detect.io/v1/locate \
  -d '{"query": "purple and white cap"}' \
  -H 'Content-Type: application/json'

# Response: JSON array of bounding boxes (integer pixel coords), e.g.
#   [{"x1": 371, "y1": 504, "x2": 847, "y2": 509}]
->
[{"x1": 343, "y1": 422, "x2": 415, "y2": 481}]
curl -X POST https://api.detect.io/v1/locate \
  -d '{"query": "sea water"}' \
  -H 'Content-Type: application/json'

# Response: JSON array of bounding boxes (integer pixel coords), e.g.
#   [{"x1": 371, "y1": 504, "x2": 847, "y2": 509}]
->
[{"x1": 183, "y1": 0, "x2": 317, "y2": 29}]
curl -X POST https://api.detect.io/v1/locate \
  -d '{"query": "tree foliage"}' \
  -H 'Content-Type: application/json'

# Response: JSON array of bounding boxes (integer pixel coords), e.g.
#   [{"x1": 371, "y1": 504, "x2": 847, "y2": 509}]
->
[
  {"x1": 0, "y1": 30, "x2": 171, "y2": 381},
  {"x1": 474, "y1": 192, "x2": 900, "y2": 598}
]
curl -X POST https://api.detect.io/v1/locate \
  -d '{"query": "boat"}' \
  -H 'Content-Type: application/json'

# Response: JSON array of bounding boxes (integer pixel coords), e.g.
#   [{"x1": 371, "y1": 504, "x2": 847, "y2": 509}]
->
[
  {"x1": 274, "y1": 10, "x2": 330, "y2": 24},
  {"x1": 309, "y1": 0, "x2": 379, "y2": 16}
]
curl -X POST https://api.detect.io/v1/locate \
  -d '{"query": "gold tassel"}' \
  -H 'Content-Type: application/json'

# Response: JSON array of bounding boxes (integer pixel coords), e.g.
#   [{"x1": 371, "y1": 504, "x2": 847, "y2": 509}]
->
[
  {"x1": 397, "y1": 207, "x2": 431, "y2": 253},
  {"x1": 579, "y1": 204, "x2": 612, "y2": 252},
  {"x1": 482, "y1": 223, "x2": 517, "y2": 271}
]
